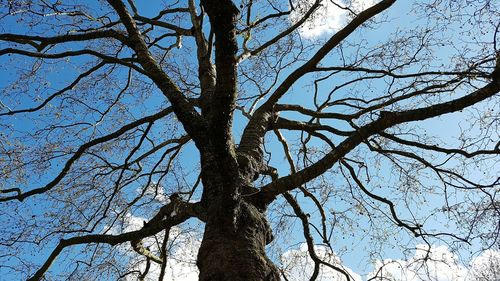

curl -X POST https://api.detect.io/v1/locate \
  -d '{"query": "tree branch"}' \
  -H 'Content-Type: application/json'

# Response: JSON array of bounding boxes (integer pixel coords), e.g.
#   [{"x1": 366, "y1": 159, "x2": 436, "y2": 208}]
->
[
  {"x1": 106, "y1": 0, "x2": 207, "y2": 148},
  {"x1": 237, "y1": 0, "x2": 321, "y2": 63},
  {"x1": 0, "y1": 48, "x2": 146, "y2": 74},
  {"x1": 254, "y1": 65, "x2": 500, "y2": 204},
  {"x1": 0, "y1": 30, "x2": 129, "y2": 51},
  {"x1": 27, "y1": 198, "x2": 204, "y2": 281},
  {"x1": 379, "y1": 132, "x2": 500, "y2": 158},
  {"x1": 238, "y1": 0, "x2": 397, "y2": 178},
  {"x1": 0, "y1": 107, "x2": 173, "y2": 202},
  {"x1": 0, "y1": 62, "x2": 107, "y2": 116}
]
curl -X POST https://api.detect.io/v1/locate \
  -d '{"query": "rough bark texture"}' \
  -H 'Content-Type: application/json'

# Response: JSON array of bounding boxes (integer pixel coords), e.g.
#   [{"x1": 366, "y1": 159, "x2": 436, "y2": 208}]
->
[
  {"x1": 5, "y1": 1, "x2": 499, "y2": 280},
  {"x1": 197, "y1": 200, "x2": 279, "y2": 281},
  {"x1": 194, "y1": 2, "x2": 281, "y2": 278}
]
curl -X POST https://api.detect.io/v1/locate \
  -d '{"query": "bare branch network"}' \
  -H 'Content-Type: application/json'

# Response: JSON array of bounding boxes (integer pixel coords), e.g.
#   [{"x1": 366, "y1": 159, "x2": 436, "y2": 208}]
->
[{"x1": 0, "y1": 0, "x2": 499, "y2": 280}]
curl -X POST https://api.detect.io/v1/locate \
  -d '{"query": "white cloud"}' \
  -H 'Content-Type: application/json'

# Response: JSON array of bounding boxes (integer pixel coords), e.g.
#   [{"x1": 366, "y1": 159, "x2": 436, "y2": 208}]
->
[
  {"x1": 467, "y1": 250, "x2": 500, "y2": 281},
  {"x1": 290, "y1": 0, "x2": 378, "y2": 39},
  {"x1": 116, "y1": 213, "x2": 500, "y2": 281},
  {"x1": 268, "y1": 242, "x2": 500, "y2": 281},
  {"x1": 125, "y1": 229, "x2": 199, "y2": 281},
  {"x1": 122, "y1": 212, "x2": 145, "y2": 232},
  {"x1": 280, "y1": 243, "x2": 362, "y2": 281},
  {"x1": 122, "y1": 215, "x2": 200, "y2": 281},
  {"x1": 368, "y1": 244, "x2": 500, "y2": 281},
  {"x1": 139, "y1": 182, "x2": 170, "y2": 204}
]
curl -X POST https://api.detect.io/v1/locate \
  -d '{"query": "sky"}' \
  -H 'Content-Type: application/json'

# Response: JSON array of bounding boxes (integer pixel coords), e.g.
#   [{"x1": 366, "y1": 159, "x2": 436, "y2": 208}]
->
[
  {"x1": 119, "y1": 211, "x2": 500, "y2": 281},
  {"x1": 119, "y1": 2, "x2": 500, "y2": 280},
  {"x1": 0, "y1": 0, "x2": 498, "y2": 280},
  {"x1": 291, "y1": 0, "x2": 378, "y2": 38}
]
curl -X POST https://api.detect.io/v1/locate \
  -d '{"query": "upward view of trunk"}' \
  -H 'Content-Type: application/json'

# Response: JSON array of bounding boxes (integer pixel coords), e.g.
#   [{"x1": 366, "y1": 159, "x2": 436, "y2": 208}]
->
[
  {"x1": 193, "y1": 2, "x2": 282, "y2": 278},
  {"x1": 196, "y1": 140, "x2": 280, "y2": 280},
  {"x1": 2, "y1": 0, "x2": 500, "y2": 280},
  {"x1": 197, "y1": 199, "x2": 279, "y2": 281}
]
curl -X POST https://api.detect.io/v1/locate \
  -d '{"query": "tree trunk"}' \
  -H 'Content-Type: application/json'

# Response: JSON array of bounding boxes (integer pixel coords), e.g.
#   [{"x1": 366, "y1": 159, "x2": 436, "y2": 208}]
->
[{"x1": 197, "y1": 200, "x2": 280, "y2": 281}]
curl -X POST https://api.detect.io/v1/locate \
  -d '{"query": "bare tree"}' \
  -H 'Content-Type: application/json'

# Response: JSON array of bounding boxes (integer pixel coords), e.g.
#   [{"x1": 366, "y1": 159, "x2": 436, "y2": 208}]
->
[{"x1": 0, "y1": 0, "x2": 499, "y2": 280}]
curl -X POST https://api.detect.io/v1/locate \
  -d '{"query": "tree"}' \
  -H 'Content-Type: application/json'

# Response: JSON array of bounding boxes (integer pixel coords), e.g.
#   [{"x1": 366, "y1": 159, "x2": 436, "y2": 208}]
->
[{"x1": 0, "y1": 0, "x2": 499, "y2": 280}]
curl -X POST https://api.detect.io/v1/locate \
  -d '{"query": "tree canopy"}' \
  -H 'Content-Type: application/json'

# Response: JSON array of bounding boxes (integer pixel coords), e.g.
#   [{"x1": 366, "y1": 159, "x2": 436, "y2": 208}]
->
[{"x1": 0, "y1": 0, "x2": 499, "y2": 280}]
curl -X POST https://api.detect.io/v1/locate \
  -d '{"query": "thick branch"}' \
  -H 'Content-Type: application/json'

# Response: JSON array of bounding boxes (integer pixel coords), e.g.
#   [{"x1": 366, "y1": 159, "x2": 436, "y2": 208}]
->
[
  {"x1": 0, "y1": 30, "x2": 129, "y2": 51},
  {"x1": 238, "y1": 0, "x2": 396, "y2": 176},
  {"x1": 27, "y1": 199, "x2": 204, "y2": 281},
  {"x1": 133, "y1": 15, "x2": 193, "y2": 36},
  {"x1": 188, "y1": 0, "x2": 216, "y2": 117},
  {"x1": 255, "y1": 72, "x2": 500, "y2": 204},
  {"x1": 273, "y1": 117, "x2": 352, "y2": 137},
  {"x1": 275, "y1": 104, "x2": 353, "y2": 121},
  {"x1": 131, "y1": 239, "x2": 163, "y2": 264},
  {"x1": 0, "y1": 48, "x2": 145, "y2": 74},
  {"x1": 0, "y1": 108, "x2": 173, "y2": 202},
  {"x1": 198, "y1": 0, "x2": 242, "y2": 197},
  {"x1": 106, "y1": 0, "x2": 207, "y2": 148},
  {"x1": 201, "y1": 0, "x2": 239, "y2": 137}
]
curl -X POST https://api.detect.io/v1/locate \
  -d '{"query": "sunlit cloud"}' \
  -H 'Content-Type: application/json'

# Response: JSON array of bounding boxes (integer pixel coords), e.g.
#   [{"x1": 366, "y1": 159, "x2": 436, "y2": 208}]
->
[
  {"x1": 125, "y1": 227, "x2": 199, "y2": 281},
  {"x1": 281, "y1": 243, "x2": 362, "y2": 281},
  {"x1": 290, "y1": 0, "x2": 378, "y2": 39},
  {"x1": 119, "y1": 214, "x2": 500, "y2": 281},
  {"x1": 121, "y1": 214, "x2": 200, "y2": 281},
  {"x1": 281, "y1": 243, "x2": 500, "y2": 281},
  {"x1": 368, "y1": 244, "x2": 500, "y2": 281},
  {"x1": 468, "y1": 250, "x2": 500, "y2": 281}
]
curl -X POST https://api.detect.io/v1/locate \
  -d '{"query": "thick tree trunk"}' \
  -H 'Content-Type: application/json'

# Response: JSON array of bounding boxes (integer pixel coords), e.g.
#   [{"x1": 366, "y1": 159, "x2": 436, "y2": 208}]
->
[
  {"x1": 193, "y1": 2, "x2": 279, "y2": 277},
  {"x1": 197, "y1": 201, "x2": 280, "y2": 281}
]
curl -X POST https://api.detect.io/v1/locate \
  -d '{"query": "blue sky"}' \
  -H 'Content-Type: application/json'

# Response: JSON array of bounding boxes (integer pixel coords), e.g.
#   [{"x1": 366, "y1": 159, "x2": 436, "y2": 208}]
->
[{"x1": 0, "y1": 0, "x2": 499, "y2": 280}]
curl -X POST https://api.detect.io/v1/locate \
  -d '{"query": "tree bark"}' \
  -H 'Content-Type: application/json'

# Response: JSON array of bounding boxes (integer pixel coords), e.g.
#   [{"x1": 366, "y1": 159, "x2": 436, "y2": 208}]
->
[
  {"x1": 194, "y1": 3, "x2": 280, "y2": 277},
  {"x1": 197, "y1": 200, "x2": 280, "y2": 281}
]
